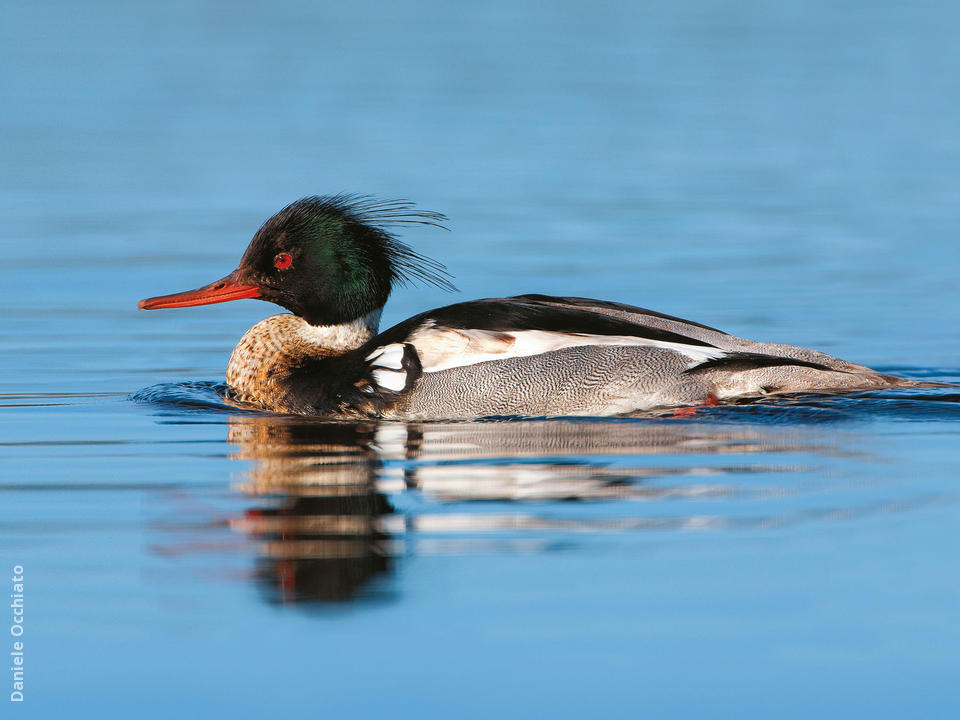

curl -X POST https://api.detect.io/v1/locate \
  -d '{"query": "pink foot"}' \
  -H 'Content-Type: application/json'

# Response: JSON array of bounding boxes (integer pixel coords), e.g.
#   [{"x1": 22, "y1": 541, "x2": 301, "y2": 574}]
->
[{"x1": 669, "y1": 394, "x2": 719, "y2": 418}]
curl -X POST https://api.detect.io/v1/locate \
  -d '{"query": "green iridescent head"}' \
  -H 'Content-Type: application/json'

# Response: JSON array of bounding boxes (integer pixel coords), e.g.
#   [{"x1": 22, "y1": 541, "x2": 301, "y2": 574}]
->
[{"x1": 234, "y1": 195, "x2": 454, "y2": 325}]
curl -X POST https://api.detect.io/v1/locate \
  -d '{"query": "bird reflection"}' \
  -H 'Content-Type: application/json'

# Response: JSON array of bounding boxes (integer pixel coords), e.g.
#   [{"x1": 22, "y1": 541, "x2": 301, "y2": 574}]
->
[
  {"x1": 226, "y1": 420, "x2": 393, "y2": 604},
  {"x1": 220, "y1": 415, "x2": 836, "y2": 605}
]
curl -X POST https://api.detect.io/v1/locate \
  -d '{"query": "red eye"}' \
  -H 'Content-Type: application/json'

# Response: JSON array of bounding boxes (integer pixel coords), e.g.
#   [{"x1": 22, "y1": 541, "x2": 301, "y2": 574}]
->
[{"x1": 274, "y1": 253, "x2": 293, "y2": 269}]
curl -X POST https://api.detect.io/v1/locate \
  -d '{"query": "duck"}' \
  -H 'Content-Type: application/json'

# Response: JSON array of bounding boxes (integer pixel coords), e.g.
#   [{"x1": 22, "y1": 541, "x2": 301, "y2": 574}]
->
[{"x1": 139, "y1": 195, "x2": 928, "y2": 419}]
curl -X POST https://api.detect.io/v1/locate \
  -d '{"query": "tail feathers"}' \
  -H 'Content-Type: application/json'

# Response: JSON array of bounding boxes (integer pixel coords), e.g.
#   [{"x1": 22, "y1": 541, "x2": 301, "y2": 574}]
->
[
  {"x1": 871, "y1": 374, "x2": 955, "y2": 390},
  {"x1": 686, "y1": 352, "x2": 953, "y2": 397}
]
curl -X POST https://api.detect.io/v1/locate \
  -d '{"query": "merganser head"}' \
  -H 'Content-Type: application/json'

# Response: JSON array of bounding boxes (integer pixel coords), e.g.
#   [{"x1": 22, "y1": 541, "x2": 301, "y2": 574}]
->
[{"x1": 138, "y1": 195, "x2": 454, "y2": 325}]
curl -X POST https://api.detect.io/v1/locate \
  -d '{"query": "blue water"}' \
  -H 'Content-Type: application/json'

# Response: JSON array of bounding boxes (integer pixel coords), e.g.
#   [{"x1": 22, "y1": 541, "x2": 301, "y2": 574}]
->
[{"x1": 2, "y1": 1, "x2": 959, "y2": 716}]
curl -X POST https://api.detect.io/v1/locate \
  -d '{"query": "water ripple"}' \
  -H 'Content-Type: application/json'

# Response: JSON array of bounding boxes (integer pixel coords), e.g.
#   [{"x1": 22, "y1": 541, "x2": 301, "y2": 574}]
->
[{"x1": 130, "y1": 373, "x2": 960, "y2": 424}]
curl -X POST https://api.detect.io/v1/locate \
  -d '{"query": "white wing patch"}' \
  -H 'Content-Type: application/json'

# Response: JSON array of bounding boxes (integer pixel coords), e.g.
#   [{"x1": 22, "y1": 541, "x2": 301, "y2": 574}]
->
[
  {"x1": 367, "y1": 343, "x2": 412, "y2": 392},
  {"x1": 366, "y1": 343, "x2": 405, "y2": 369},
  {"x1": 406, "y1": 322, "x2": 725, "y2": 373},
  {"x1": 371, "y1": 369, "x2": 408, "y2": 392}
]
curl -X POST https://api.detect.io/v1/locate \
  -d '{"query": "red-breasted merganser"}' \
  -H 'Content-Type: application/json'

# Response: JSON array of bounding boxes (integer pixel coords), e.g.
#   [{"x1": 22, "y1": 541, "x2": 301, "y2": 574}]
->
[{"x1": 139, "y1": 195, "x2": 927, "y2": 419}]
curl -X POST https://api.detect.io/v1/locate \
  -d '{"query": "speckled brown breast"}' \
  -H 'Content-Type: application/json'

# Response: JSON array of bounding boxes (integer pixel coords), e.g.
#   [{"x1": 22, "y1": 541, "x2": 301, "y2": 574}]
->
[{"x1": 225, "y1": 313, "x2": 376, "y2": 413}]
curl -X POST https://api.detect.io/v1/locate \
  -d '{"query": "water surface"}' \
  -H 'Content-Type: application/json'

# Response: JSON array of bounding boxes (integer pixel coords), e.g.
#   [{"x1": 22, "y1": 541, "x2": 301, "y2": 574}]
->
[{"x1": 2, "y1": 0, "x2": 959, "y2": 716}]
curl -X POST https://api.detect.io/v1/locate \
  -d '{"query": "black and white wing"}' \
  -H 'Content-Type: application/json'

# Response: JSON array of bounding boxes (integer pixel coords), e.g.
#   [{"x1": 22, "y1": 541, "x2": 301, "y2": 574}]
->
[{"x1": 358, "y1": 296, "x2": 834, "y2": 397}]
